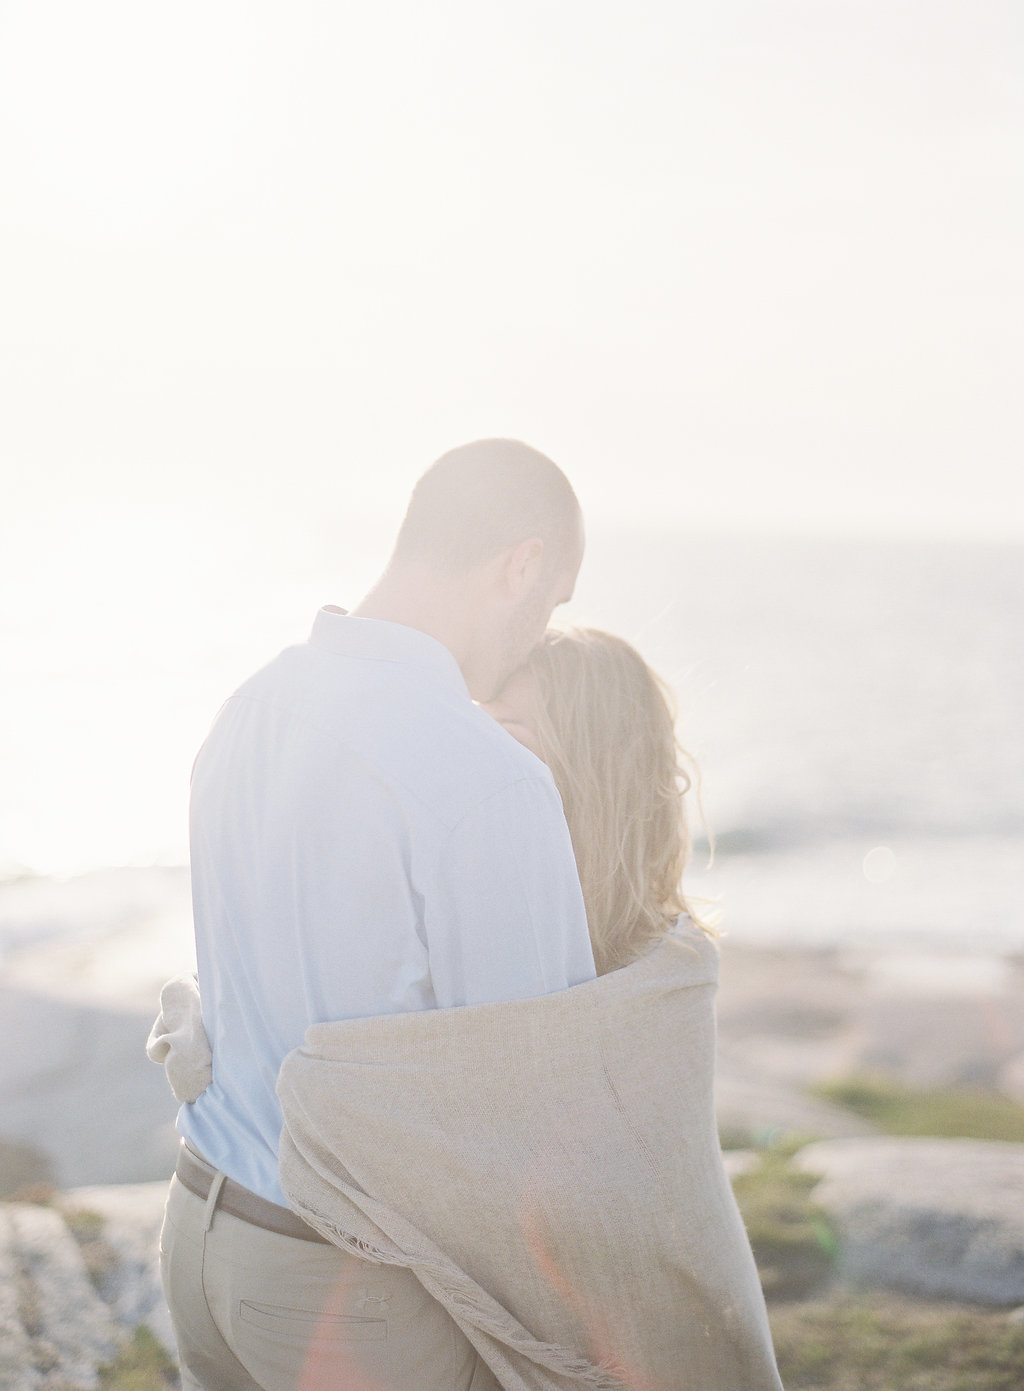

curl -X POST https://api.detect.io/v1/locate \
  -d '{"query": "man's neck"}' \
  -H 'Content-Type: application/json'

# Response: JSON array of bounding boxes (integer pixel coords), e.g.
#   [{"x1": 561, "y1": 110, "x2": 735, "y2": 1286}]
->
[{"x1": 351, "y1": 568, "x2": 475, "y2": 672}]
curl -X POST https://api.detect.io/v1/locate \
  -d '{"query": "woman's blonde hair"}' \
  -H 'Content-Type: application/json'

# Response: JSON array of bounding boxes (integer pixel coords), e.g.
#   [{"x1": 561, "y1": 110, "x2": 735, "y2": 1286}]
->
[{"x1": 525, "y1": 627, "x2": 712, "y2": 975}]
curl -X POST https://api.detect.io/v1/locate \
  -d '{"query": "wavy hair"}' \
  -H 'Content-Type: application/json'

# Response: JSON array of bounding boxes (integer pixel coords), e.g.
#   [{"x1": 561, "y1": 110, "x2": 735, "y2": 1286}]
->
[{"x1": 525, "y1": 628, "x2": 714, "y2": 974}]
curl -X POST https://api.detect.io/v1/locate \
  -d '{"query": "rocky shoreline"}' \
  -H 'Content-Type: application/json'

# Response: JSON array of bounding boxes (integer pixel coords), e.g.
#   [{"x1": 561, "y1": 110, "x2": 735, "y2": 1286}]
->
[
  {"x1": 3, "y1": 1134, "x2": 1023, "y2": 1390},
  {"x1": 0, "y1": 1183, "x2": 171, "y2": 1391},
  {"x1": 2, "y1": 870, "x2": 1023, "y2": 1386}
]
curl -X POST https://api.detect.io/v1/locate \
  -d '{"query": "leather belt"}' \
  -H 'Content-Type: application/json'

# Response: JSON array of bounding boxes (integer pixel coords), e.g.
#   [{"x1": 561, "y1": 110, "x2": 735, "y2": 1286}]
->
[{"x1": 175, "y1": 1142, "x2": 330, "y2": 1244}]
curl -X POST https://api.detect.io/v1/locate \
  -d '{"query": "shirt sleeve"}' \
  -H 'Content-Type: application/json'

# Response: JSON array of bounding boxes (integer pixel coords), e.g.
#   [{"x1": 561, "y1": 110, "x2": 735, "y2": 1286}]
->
[{"x1": 422, "y1": 772, "x2": 597, "y2": 1007}]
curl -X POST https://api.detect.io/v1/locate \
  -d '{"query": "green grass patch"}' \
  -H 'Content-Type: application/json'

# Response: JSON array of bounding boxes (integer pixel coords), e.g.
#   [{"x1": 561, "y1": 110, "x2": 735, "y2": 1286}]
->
[
  {"x1": 811, "y1": 1073, "x2": 1024, "y2": 1141},
  {"x1": 63, "y1": 1205, "x2": 121, "y2": 1290},
  {"x1": 720, "y1": 1122, "x2": 827, "y2": 1155},
  {"x1": 731, "y1": 1150, "x2": 836, "y2": 1299},
  {"x1": 769, "y1": 1292, "x2": 1024, "y2": 1390},
  {"x1": 99, "y1": 1326, "x2": 179, "y2": 1391}
]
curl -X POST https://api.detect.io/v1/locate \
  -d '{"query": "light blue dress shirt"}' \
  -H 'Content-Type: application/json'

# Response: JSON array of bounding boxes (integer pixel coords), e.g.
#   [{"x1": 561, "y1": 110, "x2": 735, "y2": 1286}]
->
[{"x1": 180, "y1": 608, "x2": 596, "y2": 1204}]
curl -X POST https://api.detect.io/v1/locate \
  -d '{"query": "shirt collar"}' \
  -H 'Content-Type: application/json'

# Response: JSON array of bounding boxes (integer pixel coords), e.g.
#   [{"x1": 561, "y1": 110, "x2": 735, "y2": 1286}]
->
[{"x1": 309, "y1": 607, "x2": 470, "y2": 697}]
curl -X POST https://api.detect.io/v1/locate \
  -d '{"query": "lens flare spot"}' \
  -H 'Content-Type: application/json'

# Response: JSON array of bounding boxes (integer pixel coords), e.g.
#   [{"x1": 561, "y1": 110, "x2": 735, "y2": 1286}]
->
[{"x1": 862, "y1": 845, "x2": 897, "y2": 884}]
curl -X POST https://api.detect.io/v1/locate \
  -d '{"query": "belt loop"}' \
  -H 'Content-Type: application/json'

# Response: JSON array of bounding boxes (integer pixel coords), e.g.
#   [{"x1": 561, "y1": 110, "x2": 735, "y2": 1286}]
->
[{"x1": 203, "y1": 1171, "x2": 227, "y2": 1232}]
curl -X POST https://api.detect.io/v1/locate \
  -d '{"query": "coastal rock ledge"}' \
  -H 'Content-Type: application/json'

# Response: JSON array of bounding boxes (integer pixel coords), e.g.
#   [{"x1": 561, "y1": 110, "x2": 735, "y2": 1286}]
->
[
  {"x1": 2, "y1": 1141, "x2": 1024, "y2": 1386},
  {"x1": 0, "y1": 1181, "x2": 171, "y2": 1391},
  {"x1": 795, "y1": 1137, "x2": 1024, "y2": 1306}
]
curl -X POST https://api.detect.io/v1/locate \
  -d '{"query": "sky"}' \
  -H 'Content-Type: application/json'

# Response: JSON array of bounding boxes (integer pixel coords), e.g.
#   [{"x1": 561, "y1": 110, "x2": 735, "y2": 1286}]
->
[
  {"x1": 0, "y1": 1, "x2": 1021, "y2": 880},
  {"x1": 1, "y1": 0, "x2": 1021, "y2": 545}
]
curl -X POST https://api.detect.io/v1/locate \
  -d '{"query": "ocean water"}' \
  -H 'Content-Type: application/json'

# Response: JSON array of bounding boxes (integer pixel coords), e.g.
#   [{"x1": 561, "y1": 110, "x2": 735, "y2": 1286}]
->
[
  {"x1": 2, "y1": 524, "x2": 1021, "y2": 961},
  {"x1": 579, "y1": 531, "x2": 1024, "y2": 955}
]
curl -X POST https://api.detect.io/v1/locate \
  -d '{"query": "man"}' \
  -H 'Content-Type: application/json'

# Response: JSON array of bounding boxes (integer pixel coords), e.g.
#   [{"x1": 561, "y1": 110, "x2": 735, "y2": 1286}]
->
[{"x1": 160, "y1": 439, "x2": 596, "y2": 1391}]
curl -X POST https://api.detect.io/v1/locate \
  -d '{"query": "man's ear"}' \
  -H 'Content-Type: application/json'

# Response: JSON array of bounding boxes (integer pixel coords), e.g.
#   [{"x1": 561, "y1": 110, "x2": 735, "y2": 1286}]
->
[{"x1": 499, "y1": 537, "x2": 545, "y2": 598}]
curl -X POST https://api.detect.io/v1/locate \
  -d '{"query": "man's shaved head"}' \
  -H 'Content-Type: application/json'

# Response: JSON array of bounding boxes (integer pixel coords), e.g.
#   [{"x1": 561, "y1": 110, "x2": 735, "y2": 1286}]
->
[{"x1": 391, "y1": 439, "x2": 582, "y2": 575}]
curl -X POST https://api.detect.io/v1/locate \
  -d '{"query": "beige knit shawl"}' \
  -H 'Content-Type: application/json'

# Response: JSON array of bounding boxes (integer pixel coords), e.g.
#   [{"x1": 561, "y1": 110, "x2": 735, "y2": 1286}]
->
[{"x1": 276, "y1": 926, "x2": 783, "y2": 1391}]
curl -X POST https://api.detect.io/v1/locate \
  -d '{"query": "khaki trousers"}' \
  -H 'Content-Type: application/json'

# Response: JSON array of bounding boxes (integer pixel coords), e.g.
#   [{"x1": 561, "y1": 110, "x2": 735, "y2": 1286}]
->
[{"x1": 160, "y1": 1174, "x2": 500, "y2": 1391}]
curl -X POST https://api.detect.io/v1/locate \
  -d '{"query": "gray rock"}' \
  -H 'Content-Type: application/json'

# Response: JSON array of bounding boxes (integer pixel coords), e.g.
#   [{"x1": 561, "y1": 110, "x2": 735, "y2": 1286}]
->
[
  {"x1": 852, "y1": 994, "x2": 1024, "y2": 1091},
  {"x1": 60, "y1": 1181, "x2": 175, "y2": 1354},
  {"x1": 999, "y1": 1050, "x2": 1024, "y2": 1104},
  {"x1": 715, "y1": 1069, "x2": 876, "y2": 1146},
  {"x1": 715, "y1": 944, "x2": 1024, "y2": 1102},
  {"x1": 1, "y1": 1201, "x2": 126, "y2": 1390},
  {"x1": 0, "y1": 1211, "x2": 38, "y2": 1391},
  {"x1": 0, "y1": 986, "x2": 181, "y2": 1189},
  {"x1": 795, "y1": 1136, "x2": 1024, "y2": 1305}
]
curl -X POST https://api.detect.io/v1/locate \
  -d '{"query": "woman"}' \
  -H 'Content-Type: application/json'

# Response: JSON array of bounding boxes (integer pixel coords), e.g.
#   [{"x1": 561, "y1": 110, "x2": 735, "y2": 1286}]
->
[
  {"x1": 482, "y1": 626, "x2": 712, "y2": 975},
  {"x1": 153, "y1": 629, "x2": 782, "y2": 1391},
  {"x1": 274, "y1": 627, "x2": 780, "y2": 1390}
]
